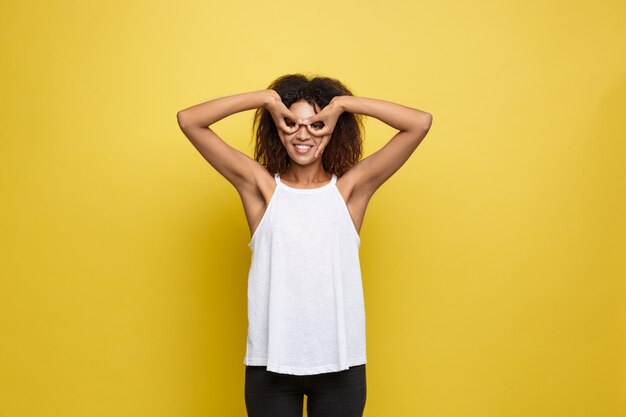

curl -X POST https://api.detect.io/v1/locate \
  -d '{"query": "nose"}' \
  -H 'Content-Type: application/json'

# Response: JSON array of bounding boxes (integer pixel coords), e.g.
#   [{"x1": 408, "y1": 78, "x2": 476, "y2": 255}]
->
[{"x1": 295, "y1": 123, "x2": 310, "y2": 140}]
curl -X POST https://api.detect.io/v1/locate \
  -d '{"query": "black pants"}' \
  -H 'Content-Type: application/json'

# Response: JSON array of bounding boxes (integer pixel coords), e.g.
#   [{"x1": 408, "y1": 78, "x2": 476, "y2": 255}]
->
[{"x1": 244, "y1": 364, "x2": 367, "y2": 417}]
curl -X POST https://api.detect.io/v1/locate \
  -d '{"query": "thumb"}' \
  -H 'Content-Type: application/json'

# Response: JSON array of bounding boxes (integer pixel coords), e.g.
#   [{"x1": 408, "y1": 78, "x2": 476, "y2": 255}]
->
[{"x1": 285, "y1": 109, "x2": 302, "y2": 125}]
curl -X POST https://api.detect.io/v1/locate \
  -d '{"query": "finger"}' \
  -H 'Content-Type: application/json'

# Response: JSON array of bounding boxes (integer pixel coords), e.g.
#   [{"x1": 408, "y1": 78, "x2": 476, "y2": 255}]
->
[
  {"x1": 282, "y1": 112, "x2": 302, "y2": 129},
  {"x1": 285, "y1": 110, "x2": 303, "y2": 125},
  {"x1": 279, "y1": 119, "x2": 298, "y2": 134},
  {"x1": 281, "y1": 112, "x2": 299, "y2": 126},
  {"x1": 315, "y1": 144, "x2": 325, "y2": 160},
  {"x1": 315, "y1": 137, "x2": 330, "y2": 159},
  {"x1": 301, "y1": 114, "x2": 320, "y2": 125},
  {"x1": 278, "y1": 99, "x2": 303, "y2": 123},
  {"x1": 306, "y1": 123, "x2": 332, "y2": 137}
]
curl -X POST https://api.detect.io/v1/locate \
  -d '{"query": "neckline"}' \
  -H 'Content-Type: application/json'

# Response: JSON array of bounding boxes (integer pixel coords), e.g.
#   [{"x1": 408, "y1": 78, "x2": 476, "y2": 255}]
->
[{"x1": 275, "y1": 173, "x2": 336, "y2": 193}]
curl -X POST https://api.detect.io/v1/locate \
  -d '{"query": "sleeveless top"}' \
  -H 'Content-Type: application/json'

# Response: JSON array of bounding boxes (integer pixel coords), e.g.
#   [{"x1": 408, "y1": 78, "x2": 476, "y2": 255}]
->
[{"x1": 243, "y1": 172, "x2": 367, "y2": 375}]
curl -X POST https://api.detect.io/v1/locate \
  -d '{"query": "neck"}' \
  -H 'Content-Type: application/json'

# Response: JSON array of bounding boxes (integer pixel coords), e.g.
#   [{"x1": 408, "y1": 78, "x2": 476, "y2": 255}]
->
[{"x1": 283, "y1": 163, "x2": 331, "y2": 186}]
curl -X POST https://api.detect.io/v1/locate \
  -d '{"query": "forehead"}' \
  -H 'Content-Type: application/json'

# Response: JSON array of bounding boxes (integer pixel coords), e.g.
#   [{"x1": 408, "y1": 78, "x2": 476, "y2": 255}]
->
[{"x1": 289, "y1": 99, "x2": 321, "y2": 116}]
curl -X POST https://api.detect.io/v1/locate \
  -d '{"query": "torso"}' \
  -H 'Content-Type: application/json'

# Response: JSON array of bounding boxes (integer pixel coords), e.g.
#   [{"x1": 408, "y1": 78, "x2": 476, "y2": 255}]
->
[{"x1": 239, "y1": 170, "x2": 371, "y2": 240}]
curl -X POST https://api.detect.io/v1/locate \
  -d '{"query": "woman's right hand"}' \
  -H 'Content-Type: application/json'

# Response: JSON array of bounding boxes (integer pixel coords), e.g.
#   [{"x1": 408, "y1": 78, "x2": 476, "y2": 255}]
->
[{"x1": 264, "y1": 90, "x2": 303, "y2": 135}]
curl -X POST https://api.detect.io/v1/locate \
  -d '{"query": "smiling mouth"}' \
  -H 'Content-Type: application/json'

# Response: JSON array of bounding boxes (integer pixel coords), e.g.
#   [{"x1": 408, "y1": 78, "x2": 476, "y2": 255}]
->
[{"x1": 293, "y1": 144, "x2": 314, "y2": 154}]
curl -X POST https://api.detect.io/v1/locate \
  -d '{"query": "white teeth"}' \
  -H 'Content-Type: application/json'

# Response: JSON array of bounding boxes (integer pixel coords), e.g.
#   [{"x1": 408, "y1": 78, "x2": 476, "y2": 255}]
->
[{"x1": 295, "y1": 145, "x2": 312, "y2": 149}]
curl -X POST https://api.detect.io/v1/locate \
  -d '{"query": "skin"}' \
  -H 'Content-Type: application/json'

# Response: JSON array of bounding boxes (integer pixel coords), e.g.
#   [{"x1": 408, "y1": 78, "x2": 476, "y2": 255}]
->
[
  {"x1": 176, "y1": 89, "x2": 432, "y2": 239},
  {"x1": 274, "y1": 99, "x2": 332, "y2": 186}
]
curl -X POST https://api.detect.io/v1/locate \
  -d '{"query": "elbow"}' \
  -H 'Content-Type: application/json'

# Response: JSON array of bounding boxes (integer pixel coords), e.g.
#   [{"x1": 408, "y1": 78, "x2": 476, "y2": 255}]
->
[
  {"x1": 177, "y1": 111, "x2": 189, "y2": 129},
  {"x1": 410, "y1": 112, "x2": 432, "y2": 132},
  {"x1": 421, "y1": 113, "x2": 433, "y2": 131}
]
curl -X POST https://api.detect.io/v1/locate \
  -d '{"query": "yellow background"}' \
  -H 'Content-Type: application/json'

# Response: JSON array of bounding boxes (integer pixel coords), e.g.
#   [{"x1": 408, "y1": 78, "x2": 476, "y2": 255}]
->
[{"x1": 1, "y1": 0, "x2": 624, "y2": 416}]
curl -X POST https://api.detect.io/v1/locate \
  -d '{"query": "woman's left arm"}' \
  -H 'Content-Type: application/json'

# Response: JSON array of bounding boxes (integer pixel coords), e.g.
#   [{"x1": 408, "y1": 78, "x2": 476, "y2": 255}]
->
[{"x1": 335, "y1": 95, "x2": 432, "y2": 197}]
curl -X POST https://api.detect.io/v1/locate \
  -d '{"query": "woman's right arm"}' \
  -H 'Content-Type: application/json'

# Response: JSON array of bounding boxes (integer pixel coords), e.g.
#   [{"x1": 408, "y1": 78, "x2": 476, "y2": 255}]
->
[{"x1": 176, "y1": 89, "x2": 277, "y2": 191}]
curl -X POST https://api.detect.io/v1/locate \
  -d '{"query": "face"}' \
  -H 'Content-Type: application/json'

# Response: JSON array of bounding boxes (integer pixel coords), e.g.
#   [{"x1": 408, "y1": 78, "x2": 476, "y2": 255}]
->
[{"x1": 277, "y1": 99, "x2": 329, "y2": 164}]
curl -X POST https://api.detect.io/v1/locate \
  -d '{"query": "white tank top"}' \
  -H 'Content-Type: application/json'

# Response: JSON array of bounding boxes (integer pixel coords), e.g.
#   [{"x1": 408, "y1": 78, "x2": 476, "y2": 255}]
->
[{"x1": 243, "y1": 172, "x2": 367, "y2": 375}]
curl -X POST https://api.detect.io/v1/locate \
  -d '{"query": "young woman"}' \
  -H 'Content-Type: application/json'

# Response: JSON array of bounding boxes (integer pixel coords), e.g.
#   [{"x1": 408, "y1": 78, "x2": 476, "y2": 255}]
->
[{"x1": 176, "y1": 74, "x2": 432, "y2": 417}]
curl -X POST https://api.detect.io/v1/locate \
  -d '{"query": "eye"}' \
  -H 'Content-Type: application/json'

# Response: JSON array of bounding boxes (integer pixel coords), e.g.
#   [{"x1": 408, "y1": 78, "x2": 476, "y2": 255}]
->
[
  {"x1": 284, "y1": 118, "x2": 296, "y2": 127},
  {"x1": 311, "y1": 122, "x2": 325, "y2": 129}
]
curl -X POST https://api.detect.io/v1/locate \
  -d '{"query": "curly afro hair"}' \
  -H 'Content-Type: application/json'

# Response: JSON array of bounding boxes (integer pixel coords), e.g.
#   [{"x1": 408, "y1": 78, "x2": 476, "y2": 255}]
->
[{"x1": 251, "y1": 73, "x2": 364, "y2": 177}]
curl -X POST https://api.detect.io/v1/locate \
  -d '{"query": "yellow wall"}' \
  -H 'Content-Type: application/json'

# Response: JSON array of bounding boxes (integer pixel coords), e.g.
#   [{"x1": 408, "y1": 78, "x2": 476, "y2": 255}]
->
[{"x1": 1, "y1": 0, "x2": 624, "y2": 416}]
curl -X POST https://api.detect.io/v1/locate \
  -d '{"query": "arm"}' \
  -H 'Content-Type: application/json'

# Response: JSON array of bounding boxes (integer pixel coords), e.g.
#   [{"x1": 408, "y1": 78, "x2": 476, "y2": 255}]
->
[
  {"x1": 335, "y1": 95, "x2": 432, "y2": 198},
  {"x1": 176, "y1": 89, "x2": 275, "y2": 190}
]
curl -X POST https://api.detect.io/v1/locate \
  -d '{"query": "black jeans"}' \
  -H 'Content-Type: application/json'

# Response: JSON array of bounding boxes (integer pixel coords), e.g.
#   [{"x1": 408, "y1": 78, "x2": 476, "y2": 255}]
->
[{"x1": 244, "y1": 364, "x2": 367, "y2": 417}]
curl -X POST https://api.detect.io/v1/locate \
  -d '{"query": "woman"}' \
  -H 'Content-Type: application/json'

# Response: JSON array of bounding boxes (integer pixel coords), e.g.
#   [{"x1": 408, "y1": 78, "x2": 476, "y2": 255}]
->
[{"x1": 176, "y1": 74, "x2": 432, "y2": 417}]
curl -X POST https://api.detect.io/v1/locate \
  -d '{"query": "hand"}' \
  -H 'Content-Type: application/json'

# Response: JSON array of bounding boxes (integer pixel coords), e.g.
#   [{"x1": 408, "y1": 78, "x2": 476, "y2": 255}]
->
[
  {"x1": 301, "y1": 97, "x2": 344, "y2": 158},
  {"x1": 264, "y1": 91, "x2": 303, "y2": 135},
  {"x1": 301, "y1": 97, "x2": 344, "y2": 136}
]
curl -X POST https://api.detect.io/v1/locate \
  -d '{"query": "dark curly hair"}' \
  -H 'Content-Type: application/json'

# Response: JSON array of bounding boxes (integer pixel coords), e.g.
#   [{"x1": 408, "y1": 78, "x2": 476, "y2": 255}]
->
[{"x1": 251, "y1": 73, "x2": 364, "y2": 177}]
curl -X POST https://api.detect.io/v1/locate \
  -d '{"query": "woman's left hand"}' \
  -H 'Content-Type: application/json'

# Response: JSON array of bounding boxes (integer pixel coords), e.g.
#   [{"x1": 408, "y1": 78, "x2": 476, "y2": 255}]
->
[{"x1": 301, "y1": 97, "x2": 345, "y2": 159}]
